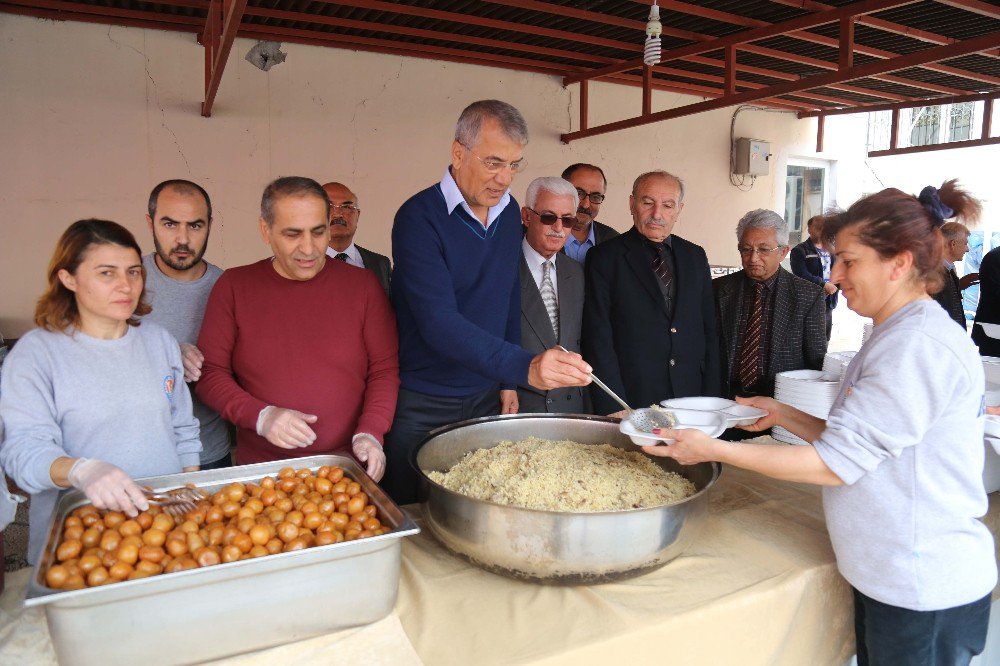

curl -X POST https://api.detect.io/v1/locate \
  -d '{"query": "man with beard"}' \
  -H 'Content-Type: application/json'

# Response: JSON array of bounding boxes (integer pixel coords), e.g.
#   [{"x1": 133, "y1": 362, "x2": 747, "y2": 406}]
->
[
  {"x1": 143, "y1": 179, "x2": 231, "y2": 469},
  {"x1": 583, "y1": 170, "x2": 720, "y2": 414},
  {"x1": 322, "y1": 181, "x2": 392, "y2": 298},
  {"x1": 561, "y1": 163, "x2": 618, "y2": 264}
]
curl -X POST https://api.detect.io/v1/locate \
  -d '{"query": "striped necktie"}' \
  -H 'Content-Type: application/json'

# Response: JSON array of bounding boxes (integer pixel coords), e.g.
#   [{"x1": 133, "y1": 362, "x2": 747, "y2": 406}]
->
[
  {"x1": 335, "y1": 253, "x2": 349, "y2": 262},
  {"x1": 539, "y1": 260, "x2": 559, "y2": 338},
  {"x1": 738, "y1": 281, "x2": 765, "y2": 389}
]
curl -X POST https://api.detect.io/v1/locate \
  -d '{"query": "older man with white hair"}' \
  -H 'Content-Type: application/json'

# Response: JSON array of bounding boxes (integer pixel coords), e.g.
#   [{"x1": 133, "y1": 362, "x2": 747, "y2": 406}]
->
[
  {"x1": 714, "y1": 209, "x2": 827, "y2": 400},
  {"x1": 515, "y1": 177, "x2": 589, "y2": 413}
]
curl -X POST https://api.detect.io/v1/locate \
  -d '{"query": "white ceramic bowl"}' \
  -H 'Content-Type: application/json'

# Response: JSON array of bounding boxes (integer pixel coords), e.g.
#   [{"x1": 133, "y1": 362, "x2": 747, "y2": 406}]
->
[
  {"x1": 979, "y1": 322, "x2": 1000, "y2": 340},
  {"x1": 620, "y1": 410, "x2": 727, "y2": 447},
  {"x1": 660, "y1": 397, "x2": 737, "y2": 411}
]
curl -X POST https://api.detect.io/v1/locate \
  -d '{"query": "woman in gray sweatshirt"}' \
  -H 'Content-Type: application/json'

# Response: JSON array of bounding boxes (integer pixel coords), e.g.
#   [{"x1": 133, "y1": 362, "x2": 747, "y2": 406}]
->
[
  {"x1": 646, "y1": 181, "x2": 996, "y2": 665},
  {"x1": 0, "y1": 219, "x2": 201, "y2": 564}
]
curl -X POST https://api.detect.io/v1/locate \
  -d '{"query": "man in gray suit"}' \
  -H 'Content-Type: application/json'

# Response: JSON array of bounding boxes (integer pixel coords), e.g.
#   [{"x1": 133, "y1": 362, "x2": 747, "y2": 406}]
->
[
  {"x1": 322, "y1": 181, "x2": 392, "y2": 297},
  {"x1": 714, "y1": 209, "x2": 827, "y2": 400},
  {"x1": 516, "y1": 177, "x2": 589, "y2": 413}
]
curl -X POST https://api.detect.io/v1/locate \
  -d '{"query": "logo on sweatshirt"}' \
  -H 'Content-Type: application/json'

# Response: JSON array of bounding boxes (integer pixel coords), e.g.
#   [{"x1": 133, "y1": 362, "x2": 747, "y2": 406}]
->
[{"x1": 163, "y1": 375, "x2": 175, "y2": 401}]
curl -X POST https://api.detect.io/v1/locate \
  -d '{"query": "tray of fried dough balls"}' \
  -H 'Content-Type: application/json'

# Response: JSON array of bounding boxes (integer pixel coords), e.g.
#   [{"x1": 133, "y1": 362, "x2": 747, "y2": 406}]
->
[{"x1": 25, "y1": 455, "x2": 419, "y2": 666}]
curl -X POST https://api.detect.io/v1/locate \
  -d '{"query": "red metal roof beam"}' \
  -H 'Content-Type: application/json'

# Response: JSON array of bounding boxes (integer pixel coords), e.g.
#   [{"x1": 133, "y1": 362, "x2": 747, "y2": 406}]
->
[
  {"x1": 797, "y1": 90, "x2": 1000, "y2": 117},
  {"x1": 202, "y1": 0, "x2": 247, "y2": 117},
  {"x1": 562, "y1": 29, "x2": 1000, "y2": 142},
  {"x1": 564, "y1": 0, "x2": 919, "y2": 86}
]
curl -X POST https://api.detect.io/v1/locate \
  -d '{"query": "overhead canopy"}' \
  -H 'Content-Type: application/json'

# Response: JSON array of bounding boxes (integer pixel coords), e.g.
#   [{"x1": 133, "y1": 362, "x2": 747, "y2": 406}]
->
[{"x1": 3, "y1": 0, "x2": 1000, "y2": 126}]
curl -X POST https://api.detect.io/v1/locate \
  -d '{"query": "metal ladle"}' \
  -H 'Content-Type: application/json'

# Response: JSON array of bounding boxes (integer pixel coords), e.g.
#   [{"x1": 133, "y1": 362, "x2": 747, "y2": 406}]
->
[{"x1": 557, "y1": 346, "x2": 676, "y2": 433}]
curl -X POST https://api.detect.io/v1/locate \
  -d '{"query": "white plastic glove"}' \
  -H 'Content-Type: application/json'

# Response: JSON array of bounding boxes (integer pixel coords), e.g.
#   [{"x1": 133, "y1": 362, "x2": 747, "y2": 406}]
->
[
  {"x1": 352, "y1": 433, "x2": 386, "y2": 482},
  {"x1": 179, "y1": 343, "x2": 205, "y2": 382},
  {"x1": 67, "y1": 458, "x2": 149, "y2": 517},
  {"x1": 257, "y1": 406, "x2": 318, "y2": 449}
]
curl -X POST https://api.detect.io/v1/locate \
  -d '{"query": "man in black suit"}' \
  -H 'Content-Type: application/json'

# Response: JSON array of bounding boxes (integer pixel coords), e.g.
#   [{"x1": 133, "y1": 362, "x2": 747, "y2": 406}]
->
[
  {"x1": 933, "y1": 222, "x2": 975, "y2": 328},
  {"x1": 714, "y1": 209, "x2": 827, "y2": 400},
  {"x1": 583, "y1": 170, "x2": 720, "y2": 415},
  {"x1": 561, "y1": 163, "x2": 619, "y2": 264},
  {"x1": 973, "y1": 244, "x2": 1000, "y2": 356},
  {"x1": 790, "y1": 215, "x2": 838, "y2": 340},
  {"x1": 322, "y1": 181, "x2": 392, "y2": 297},
  {"x1": 515, "y1": 177, "x2": 589, "y2": 414}
]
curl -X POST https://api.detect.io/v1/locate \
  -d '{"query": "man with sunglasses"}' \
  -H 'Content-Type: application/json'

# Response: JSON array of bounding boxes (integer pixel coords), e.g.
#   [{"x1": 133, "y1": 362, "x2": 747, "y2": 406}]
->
[
  {"x1": 516, "y1": 176, "x2": 589, "y2": 414},
  {"x1": 561, "y1": 163, "x2": 619, "y2": 264},
  {"x1": 322, "y1": 181, "x2": 392, "y2": 298},
  {"x1": 714, "y1": 209, "x2": 827, "y2": 400},
  {"x1": 386, "y1": 100, "x2": 592, "y2": 504}
]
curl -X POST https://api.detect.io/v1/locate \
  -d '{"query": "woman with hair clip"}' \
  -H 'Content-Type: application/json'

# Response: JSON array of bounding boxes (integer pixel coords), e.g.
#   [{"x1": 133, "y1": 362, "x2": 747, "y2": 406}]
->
[
  {"x1": 646, "y1": 181, "x2": 995, "y2": 665},
  {"x1": 0, "y1": 219, "x2": 201, "y2": 565}
]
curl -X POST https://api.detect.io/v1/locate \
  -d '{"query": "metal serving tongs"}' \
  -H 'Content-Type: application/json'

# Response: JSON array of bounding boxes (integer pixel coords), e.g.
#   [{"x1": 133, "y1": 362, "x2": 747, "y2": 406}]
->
[
  {"x1": 142, "y1": 485, "x2": 209, "y2": 518},
  {"x1": 557, "y1": 346, "x2": 676, "y2": 433}
]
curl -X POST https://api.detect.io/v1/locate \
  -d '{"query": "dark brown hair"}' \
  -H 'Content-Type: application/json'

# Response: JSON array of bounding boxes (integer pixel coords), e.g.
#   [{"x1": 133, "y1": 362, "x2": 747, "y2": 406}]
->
[
  {"x1": 35, "y1": 219, "x2": 151, "y2": 332},
  {"x1": 823, "y1": 180, "x2": 981, "y2": 296}
]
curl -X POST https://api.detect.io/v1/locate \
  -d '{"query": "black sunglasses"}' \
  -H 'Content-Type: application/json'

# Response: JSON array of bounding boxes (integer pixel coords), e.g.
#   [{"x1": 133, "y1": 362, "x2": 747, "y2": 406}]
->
[{"x1": 528, "y1": 208, "x2": 576, "y2": 226}]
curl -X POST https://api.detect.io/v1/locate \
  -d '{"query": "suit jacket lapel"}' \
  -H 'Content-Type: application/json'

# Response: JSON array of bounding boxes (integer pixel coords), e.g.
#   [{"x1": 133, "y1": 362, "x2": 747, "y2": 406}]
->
[
  {"x1": 717, "y1": 276, "x2": 743, "y2": 374},
  {"x1": 520, "y1": 256, "x2": 557, "y2": 348},
  {"x1": 555, "y1": 253, "x2": 574, "y2": 348},
  {"x1": 623, "y1": 230, "x2": 670, "y2": 316},
  {"x1": 768, "y1": 269, "x2": 793, "y2": 371}
]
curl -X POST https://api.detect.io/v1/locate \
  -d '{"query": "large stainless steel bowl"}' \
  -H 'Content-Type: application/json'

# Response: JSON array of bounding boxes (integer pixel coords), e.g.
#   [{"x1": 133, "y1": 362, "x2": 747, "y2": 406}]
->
[{"x1": 413, "y1": 414, "x2": 720, "y2": 584}]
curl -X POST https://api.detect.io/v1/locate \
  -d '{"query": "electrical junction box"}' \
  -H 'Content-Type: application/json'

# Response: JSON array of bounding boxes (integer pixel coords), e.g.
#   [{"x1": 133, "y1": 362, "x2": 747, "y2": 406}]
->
[{"x1": 733, "y1": 138, "x2": 771, "y2": 176}]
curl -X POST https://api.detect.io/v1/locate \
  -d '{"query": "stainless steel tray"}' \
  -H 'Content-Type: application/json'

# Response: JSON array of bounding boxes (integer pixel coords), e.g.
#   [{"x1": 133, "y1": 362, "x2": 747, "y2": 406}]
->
[{"x1": 25, "y1": 455, "x2": 419, "y2": 666}]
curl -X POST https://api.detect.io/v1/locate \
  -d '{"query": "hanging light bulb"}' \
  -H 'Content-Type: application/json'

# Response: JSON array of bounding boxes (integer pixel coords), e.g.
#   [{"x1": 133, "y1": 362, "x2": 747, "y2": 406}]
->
[{"x1": 643, "y1": 1, "x2": 662, "y2": 67}]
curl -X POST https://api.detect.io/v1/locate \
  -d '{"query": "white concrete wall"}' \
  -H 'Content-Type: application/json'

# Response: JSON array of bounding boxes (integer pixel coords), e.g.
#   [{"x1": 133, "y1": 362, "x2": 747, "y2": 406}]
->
[{"x1": 3, "y1": 14, "x2": 992, "y2": 338}]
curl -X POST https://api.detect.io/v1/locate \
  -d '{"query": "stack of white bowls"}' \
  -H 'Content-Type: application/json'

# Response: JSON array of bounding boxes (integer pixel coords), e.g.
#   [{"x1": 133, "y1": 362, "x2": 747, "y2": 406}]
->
[
  {"x1": 772, "y1": 369, "x2": 841, "y2": 445},
  {"x1": 984, "y1": 417, "x2": 1000, "y2": 494},
  {"x1": 822, "y1": 351, "x2": 856, "y2": 382}
]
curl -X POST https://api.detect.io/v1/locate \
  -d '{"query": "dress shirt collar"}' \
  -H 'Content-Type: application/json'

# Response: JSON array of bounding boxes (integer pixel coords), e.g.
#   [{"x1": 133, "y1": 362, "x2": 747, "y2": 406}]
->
[
  {"x1": 325, "y1": 242, "x2": 363, "y2": 268},
  {"x1": 745, "y1": 269, "x2": 780, "y2": 291},
  {"x1": 568, "y1": 221, "x2": 597, "y2": 248},
  {"x1": 522, "y1": 237, "x2": 559, "y2": 296},
  {"x1": 944, "y1": 259, "x2": 955, "y2": 271},
  {"x1": 440, "y1": 167, "x2": 511, "y2": 229}
]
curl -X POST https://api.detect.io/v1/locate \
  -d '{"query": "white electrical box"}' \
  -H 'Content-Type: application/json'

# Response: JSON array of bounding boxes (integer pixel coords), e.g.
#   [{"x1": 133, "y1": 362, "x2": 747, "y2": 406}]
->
[{"x1": 733, "y1": 138, "x2": 771, "y2": 176}]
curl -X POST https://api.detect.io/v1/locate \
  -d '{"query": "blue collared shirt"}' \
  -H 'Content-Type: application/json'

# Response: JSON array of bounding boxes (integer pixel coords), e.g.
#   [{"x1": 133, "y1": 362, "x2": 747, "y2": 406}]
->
[
  {"x1": 439, "y1": 167, "x2": 511, "y2": 230},
  {"x1": 563, "y1": 222, "x2": 597, "y2": 264}
]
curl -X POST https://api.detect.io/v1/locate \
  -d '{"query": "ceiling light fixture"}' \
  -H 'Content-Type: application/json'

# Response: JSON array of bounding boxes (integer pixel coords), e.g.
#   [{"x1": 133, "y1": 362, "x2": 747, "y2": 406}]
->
[{"x1": 643, "y1": 1, "x2": 662, "y2": 67}]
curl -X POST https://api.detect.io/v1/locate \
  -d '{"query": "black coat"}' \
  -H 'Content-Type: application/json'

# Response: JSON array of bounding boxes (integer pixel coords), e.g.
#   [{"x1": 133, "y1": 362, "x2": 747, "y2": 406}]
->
[
  {"x1": 789, "y1": 238, "x2": 838, "y2": 310},
  {"x1": 973, "y1": 246, "x2": 1000, "y2": 356},
  {"x1": 932, "y1": 265, "x2": 967, "y2": 329},
  {"x1": 714, "y1": 267, "x2": 828, "y2": 399},
  {"x1": 356, "y1": 244, "x2": 392, "y2": 299},
  {"x1": 583, "y1": 227, "x2": 721, "y2": 415}
]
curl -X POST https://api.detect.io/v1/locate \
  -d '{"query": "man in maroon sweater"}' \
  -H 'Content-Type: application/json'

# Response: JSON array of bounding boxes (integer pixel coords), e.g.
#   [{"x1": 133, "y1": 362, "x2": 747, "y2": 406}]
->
[{"x1": 196, "y1": 177, "x2": 398, "y2": 480}]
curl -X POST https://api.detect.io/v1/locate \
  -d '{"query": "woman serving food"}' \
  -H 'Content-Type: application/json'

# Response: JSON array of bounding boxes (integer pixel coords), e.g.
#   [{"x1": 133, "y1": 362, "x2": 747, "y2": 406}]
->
[
  {"x1": 0, "y1": 219, "x2": 201, "y2": 564},
  {"x1": 647, "y1": 181, "x2": 996, "y2": 665}
]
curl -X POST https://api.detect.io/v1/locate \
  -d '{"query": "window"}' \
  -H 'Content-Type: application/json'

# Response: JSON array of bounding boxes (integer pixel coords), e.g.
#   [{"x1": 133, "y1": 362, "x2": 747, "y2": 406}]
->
[{"x1": 866, "y1": 101, "x2": 981, "y2": 151}]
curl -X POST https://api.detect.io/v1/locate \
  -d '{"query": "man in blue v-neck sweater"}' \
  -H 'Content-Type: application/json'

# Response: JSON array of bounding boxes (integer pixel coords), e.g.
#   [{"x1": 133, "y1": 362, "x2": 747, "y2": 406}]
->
[{"x1": 384, "y1": 100, "x2": 593, "y2": 504}]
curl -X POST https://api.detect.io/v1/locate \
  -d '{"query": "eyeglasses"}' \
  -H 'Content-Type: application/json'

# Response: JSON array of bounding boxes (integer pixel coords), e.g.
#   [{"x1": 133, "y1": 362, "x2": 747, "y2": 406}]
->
[
  {"x1": 575, "y1": 188, "x2": 606, "y2": 205},
  {"x1": 737, "y1": 245, "x2": 786, "y2": 257},
  {"x1": 528, "y1": 208, "x2": 576, "y2": 226},
  {"x1": 457, "y1": 141, "x2": 526, "y2": 174},
  {"x1": 330, "y1": 203, "x2": 360, "y2": 214}
]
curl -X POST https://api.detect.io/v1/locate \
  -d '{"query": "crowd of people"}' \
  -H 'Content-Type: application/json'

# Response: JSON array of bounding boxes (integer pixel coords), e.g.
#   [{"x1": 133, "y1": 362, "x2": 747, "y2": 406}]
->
[{"x1": 0, "y1": 98, "x2": 996, "y2": 664}]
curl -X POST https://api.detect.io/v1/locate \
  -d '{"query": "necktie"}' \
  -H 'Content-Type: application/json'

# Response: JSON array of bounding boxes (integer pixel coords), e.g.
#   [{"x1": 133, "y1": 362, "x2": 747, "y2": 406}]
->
[
  {"x1": 652, "y1": 244, "x2": 672, "y2": 291},
  {"x1": 335, "y1": 253, "x2": 349, "y2": 262},
  {"x1": 738, "y1": 281, "x2": 765, "y2": 389},
  {"x1": 539, "y1": 260, "x2": 559, "y2": 338}
]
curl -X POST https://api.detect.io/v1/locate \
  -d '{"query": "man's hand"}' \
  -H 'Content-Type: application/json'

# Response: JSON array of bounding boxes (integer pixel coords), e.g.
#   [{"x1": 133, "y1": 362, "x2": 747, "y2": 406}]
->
[
  {"x1": 823, "y1": 281, "x2": 838, "y2": 296},
  {"x1": 257, "y1": 406, "x2": 318, "y2": 449},
  {"x1": 959, "y1": 272, "x2": 980, "y2": 290},
  {"x1": 500, "y1": 389, "x2": 519, "y2": 414},
  {"x1": 180, "y1": 343, "x2": 205, "y2": 382},
  {"x1": 527, "y1": 348, "x2": 592, "y2": 391},
  {"x1": 352, "y1": 434, "x2": 386, "y2": 482}
]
